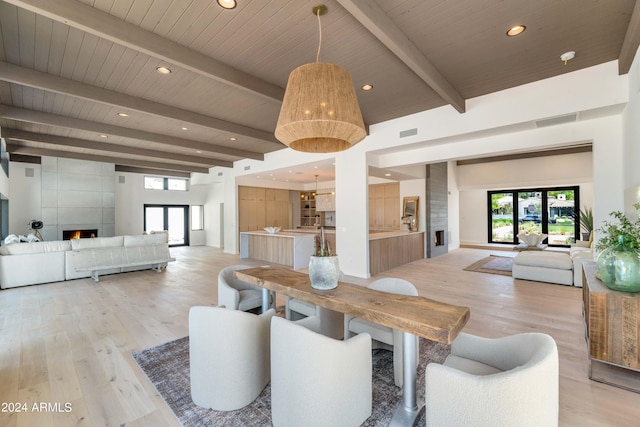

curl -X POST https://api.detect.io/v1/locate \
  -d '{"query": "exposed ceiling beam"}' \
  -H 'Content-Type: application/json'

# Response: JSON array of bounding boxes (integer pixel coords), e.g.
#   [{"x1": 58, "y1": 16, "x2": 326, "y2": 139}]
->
[
  {"x1": 2, "y1": 0, "x2": 284, "y2": 103},
  {"x1": 115, "y1": 165, "x2": 191, "y2": 179},
  {"x1": 619, "y1": 0, "x2": 640, "y2": 74},
  {"x1": 6, "y1": 143, "x2": 209, "y2": 174},
  {"x1": 2, "y1": 128, "x2": 232, "y2": 168},
  {"x1": 0, "y1": 105, "x2": 264, "y2": 161},
  {"x1": 0, "y1": 61, "x2": 279, "y2": 144},
  {"x1": 337, "y1": 0, "x2": 466, "y2": 113}
]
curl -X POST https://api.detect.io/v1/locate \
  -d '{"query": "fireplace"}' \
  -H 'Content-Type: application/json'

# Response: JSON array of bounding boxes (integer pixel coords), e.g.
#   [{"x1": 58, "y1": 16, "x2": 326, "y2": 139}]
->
[{"x1": 63, "y1": 229, "x2": 98, "y2": 240}]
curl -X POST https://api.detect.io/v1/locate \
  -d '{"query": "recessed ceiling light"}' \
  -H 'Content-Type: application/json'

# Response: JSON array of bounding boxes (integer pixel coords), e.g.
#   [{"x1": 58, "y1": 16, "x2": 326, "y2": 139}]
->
[
  {"x1": 196, "y1": 150, "x2": 202, "y2": 154},
  {"x1": 384, "y1": 173, "x2": 391, "y2": 177},
  {"x1": 117, "y1": 112, "x2": 129, "y2": 117},
  {"x1": 230, "y1": 137, "x2": 237, "y2": 141},
  {"x1": 156, "y1": 66, "x2": 172, "y2": 74},
  {"x1": 99, "y1": 134, "x2": 108, "y2": 138},
  {"x1": 217, "y1": 0, "x2": 237, "y2": 9},
  {"x1": 506, "y1": 25, "x2": 526, "y2": 37},
  {"x1": 181, "y1": 127, "x2": 188, "y2": 130},
  {"x1": 361, "y1": 84, "x2": 373, "y2": 91}
]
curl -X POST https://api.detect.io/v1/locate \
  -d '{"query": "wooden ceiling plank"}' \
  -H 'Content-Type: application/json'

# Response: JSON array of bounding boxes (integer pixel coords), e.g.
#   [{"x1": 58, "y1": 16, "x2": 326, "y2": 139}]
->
[
  {"x1": 2, "y1": 128, "x2": 232, "y2": 167},
  {"x1": 0, "y1": 60, "x2": 279, "y2": 143},
  {"x1": 6, "y1": 143, "x2": 209, "y2": 173},
  {"x1": 3, "y1": 0, "x2": 285, "y2": 103},
  {"x1": 0, "y1": 105, "x2": 265, "y2": 160},
  {"x1": 337, "y1": 0, "x2": 466, "y2": 113},
  {"x1": 619, "y1": 0, "x2": 640, "y2": 74}
]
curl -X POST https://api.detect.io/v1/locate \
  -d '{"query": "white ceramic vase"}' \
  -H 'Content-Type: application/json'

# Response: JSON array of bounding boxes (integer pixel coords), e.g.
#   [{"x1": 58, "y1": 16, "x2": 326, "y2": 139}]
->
[{"x1": 309, "y1": 256, "x2": 339, "y2": 290}]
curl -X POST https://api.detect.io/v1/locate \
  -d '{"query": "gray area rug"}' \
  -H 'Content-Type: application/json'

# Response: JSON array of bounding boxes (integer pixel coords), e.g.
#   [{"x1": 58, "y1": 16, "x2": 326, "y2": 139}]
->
[
  {"x1": 132, "y1": 335, "x2": 450, "y2": 426},
  {"x1": 463, "y1": 255, "x2": 514, "y2": 276}
]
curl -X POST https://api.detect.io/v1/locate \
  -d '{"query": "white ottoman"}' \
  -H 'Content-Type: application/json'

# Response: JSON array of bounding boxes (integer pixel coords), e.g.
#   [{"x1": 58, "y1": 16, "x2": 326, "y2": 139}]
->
[{"x1": 512, "y1": 251, "x2": 573, "y2": 286}]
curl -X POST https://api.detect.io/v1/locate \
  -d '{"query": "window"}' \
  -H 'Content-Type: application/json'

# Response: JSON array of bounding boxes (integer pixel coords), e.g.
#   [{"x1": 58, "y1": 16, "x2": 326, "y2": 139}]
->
[
  {"x1": 488, "y1": 186, "x2": 579, "y2": 247},
  {"x1": 144, "y1": 176, "x2": 188, "y2": 191},
  {"x1": 191, "y1": 205, "x2": 204, "y2": 231}
]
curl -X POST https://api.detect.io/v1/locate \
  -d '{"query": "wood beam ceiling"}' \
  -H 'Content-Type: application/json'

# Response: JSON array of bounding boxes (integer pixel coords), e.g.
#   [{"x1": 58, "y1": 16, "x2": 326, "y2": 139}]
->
[
  {"x1": 1, "y1": 128, "x2": 232, "y2": 168},
  {"x1": 1, "y1": 0, "x2": 285, "y2": 103},
  {"x1": 0, "y1": 61, "x2": 278, "y2": 144},
  {"x1": 0, "y1": 106, "x2": 264, "y2": 161},
  {"x1": 115, "y1": 165, "x2": 190, "y2": 179},
  {"x1": 619, "y1": 0, "x2": 640, "y2": 74},
  {"x1": 337, "y1": 0, "x2": 466, "y2": 113},
  {"x1": 6, "y1": 144, "x2": 209, "y2": 174}
]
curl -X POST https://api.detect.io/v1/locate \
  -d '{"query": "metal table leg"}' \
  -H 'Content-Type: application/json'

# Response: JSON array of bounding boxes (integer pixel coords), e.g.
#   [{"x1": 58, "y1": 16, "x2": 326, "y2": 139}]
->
[
  {"x1": 390, "y1": 331, "x2": 422, "y2": 426},
  {"x1": 261, "y1": 288, "x2": 272, "y2": 313}
]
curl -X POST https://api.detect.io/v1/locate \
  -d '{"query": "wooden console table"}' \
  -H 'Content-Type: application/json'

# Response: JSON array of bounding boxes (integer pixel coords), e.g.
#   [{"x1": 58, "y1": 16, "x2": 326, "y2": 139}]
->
[{"x1": 582, "y1": 261, "x2": 640, "y2": 393}]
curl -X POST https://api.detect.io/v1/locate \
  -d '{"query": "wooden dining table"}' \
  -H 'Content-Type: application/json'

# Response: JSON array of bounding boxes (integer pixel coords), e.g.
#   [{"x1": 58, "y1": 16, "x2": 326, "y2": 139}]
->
[{"x1": 235, "y1": 266, "x2": 470, "y2": 426}]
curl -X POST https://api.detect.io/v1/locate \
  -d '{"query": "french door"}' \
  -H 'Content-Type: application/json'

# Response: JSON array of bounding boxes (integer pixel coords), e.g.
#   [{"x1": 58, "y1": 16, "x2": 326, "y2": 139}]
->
[{"x1": 144, "y1": 204, "x2": 189, "y2": 247}]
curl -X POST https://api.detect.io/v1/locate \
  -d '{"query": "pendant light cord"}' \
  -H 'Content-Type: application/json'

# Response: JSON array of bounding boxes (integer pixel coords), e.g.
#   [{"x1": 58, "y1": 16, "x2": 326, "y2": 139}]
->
[{"x1": 316, "y1": 9, "x2": 322, "y2": 62}]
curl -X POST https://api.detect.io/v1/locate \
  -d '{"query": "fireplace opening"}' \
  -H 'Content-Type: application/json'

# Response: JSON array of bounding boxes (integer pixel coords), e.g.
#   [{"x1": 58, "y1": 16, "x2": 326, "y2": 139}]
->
[
  {"x1": 63, "y1": 229, "x2": 98, "y2": 240},
  {"x1": 434, "y1": 230, "x2": 445, "y2": 247}
]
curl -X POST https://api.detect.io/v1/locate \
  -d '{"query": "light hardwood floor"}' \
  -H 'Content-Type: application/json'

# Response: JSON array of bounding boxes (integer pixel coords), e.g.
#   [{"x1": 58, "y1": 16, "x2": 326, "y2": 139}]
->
[{"x1": 1, "y1": 246, "x2": 639, "y2": 426}]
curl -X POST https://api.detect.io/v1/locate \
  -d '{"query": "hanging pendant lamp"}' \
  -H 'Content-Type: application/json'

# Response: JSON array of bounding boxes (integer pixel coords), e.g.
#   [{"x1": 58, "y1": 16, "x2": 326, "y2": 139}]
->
[{"x1": 275, "y1": 4, "x2": 366, "y2": 153}]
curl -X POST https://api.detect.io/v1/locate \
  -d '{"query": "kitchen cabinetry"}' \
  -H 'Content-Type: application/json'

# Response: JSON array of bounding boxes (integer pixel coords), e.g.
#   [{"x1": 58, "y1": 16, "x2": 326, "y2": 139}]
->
[
  {"x1": 316, "y1": 188, "x2": 335, "y2": 211},
  {"x1": 300, "y1": 191, "x2": 317, "y2": 228},
  {"x1": 369, "y1": 183, "x2": 400, "y2": 230},
  {"x1": 239, "y1": 186, "x2": 290, "y2": 232}
]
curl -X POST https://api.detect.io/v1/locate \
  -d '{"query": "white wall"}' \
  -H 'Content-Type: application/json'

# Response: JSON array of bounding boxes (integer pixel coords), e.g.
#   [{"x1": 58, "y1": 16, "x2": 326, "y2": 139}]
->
[
  {"x1": 456, "y1": 148, "x2": 595, "y2": 244},
  {"x1": 114, "y1": 172, "x2": 207, "y2": 244},
  {"x1": 8, "y1": 162, "x2": 41, "y2": 236},
  {"x1": 623, "y1": 45, "x2": 640, "y2": 215}
]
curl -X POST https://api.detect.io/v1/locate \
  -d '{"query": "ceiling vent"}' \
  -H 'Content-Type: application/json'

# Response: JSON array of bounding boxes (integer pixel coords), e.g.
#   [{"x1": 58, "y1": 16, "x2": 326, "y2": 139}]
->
[
  {"x1": 535, "y1": 114, "x2": 578, "y2": 128},
  {"x1": 399, "y1": 128, "x2": 418, "y2": 138}
]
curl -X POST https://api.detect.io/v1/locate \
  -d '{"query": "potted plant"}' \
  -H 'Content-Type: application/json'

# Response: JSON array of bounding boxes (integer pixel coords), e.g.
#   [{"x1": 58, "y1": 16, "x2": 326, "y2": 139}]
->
[
  {"x1": 595, "y1": 203, "x2": 640, "y2": 292},
  {"x1": 571, "y1": 207, "x2": 593, "y2": 241},
  {"x1": 308, "y1": 227, "x2": 339, "y2": 290}
]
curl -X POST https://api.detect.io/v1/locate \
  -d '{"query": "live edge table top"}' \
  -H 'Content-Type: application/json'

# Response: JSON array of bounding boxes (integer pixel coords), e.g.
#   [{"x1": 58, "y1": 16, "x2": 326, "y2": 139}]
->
[{"x1": 235, "y1": 266, "x2": 470, "y2": 345}]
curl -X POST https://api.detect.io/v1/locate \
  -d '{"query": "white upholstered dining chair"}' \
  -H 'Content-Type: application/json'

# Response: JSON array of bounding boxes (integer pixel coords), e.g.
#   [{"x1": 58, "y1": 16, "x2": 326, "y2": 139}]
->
[
  {"x1": 425, "y1": 332, "x2": 559, "y2": 427},
  {"x1": 217, "y1": 264, "x2": 268, "y2": 312},
  {"x1": 270, "y1": 315, "x2": 372, "y2": 427},
  {"x1": 188, "y1": 306, "x2": 275, "y2": 410},
  {"x1": 344, "y1": 277, "x2": 418, "y2": 387}
]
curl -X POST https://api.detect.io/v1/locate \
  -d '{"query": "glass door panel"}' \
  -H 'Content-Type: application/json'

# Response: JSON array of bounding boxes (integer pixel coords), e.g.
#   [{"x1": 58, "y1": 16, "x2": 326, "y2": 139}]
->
[
  {"x1": 168, "y1": 207, "x2": 185, "y2": 245},
  {"x1": 490, "y1": 192, "x2": 514, "y2": 243},
  {"x1": 547, "y1": 189, "x2": 576, "y2": 245},
  {"x1": 145, "y1": 207, "x2": 164, "y2": 233},
  {"x1": 517, "y1": 191, "x2": 542, "y2": 234}
]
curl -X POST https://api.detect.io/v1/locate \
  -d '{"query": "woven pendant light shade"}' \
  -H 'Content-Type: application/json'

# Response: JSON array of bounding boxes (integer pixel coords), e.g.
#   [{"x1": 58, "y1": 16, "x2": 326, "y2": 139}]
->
[{"x1": 275, "y1": 62, "x2": 366, "y2": 153}]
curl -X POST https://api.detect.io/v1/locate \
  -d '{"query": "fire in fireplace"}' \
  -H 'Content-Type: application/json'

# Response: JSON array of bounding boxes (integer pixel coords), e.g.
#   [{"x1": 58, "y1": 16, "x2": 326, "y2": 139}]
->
[{"x1": 63, "y1": 229, "x2": 98, "y2": 240}]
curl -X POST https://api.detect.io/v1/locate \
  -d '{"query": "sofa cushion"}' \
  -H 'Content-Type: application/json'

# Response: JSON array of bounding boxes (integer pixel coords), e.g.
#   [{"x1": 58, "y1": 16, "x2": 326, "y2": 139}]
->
[
  {"x1": 0, "y1": 240, "x2": 71, "y2": 255},
  {"x1": 514, "y1": 251, "x2": 572, "y2": 270},
  {"x1": 124, "y1": 233, "x2": 167, "y2": 246},
  {"x1": 71, "y1": 236, "x2": 124, "y2": 250}
]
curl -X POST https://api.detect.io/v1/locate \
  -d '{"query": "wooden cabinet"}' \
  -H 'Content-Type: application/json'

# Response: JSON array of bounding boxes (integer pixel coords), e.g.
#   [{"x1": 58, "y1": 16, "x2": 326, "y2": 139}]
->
[
  {"x1": 300, "y1": 191, "x2": 317, "y2": 228},
  {"x1": 582, "y1": 261, "x2": 640, "y2": 392},
  {"x1": 239, "y1": 186, "x2": 290, "y2": 232},
  {"x1": 369, "y1": 183, "x2": 400, "y2": 230}
]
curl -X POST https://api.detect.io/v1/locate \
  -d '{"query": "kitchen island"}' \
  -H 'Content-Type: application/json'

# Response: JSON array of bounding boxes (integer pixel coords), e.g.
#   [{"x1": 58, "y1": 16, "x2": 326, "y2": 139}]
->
[
  {"x1": 369, "y1": 230, "x2": 425, "y2": 275},
  {"x1": 239, "y1": 230, "x2": 315, "y2": 270}
]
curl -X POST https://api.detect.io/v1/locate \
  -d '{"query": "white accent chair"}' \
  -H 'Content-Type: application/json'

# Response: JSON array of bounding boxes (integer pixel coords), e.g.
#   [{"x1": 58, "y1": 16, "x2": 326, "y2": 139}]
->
[
  {"x1": 270, "y1": 316, "x2": 372, "y2": 427},
  {"x1": 217, "y1": 264, "x2": 267, "y2": 312},
  {"x1": 425, "y1": 332, "x2": 559, "y2": 427},
  {"x1": 344, "y1": 277, "x2": 418, "y2": 387},
  {"x1": 188, "y1": 306, "x2": 275, "y2": 410}
]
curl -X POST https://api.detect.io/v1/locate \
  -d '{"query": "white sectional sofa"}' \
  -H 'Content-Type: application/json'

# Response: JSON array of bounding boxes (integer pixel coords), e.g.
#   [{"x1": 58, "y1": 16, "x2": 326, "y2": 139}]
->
[{"x1": 0, "y1": 234, "x2": 174, "y2": 289}]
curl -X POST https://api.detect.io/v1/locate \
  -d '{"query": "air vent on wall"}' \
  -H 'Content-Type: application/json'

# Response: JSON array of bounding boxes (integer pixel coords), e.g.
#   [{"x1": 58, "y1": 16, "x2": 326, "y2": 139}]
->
[
  {"x1": 399, "y1": 128, "x2": 418, "y2": 138},
  {"x1": 535, "y1": 114, "x2": 578, "y2": 128},
  {"x1": 118, "y1": 176, "x2": 125, "y2": 184},
  {"x1": 218, "y1": 172, "x2": 223, "y2": 176},
  {"x1": 25, "y1": 168, "x2": 34, "y2": 177},
  {"x1": 244, "y1": 165, "x2": 251, "y2": 171}
]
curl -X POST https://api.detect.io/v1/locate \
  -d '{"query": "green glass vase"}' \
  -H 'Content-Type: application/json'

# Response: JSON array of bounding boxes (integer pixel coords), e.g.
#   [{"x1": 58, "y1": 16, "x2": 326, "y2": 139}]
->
[{"x1": 597, "y1": 235, "x2": 640, "y2": 292}]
